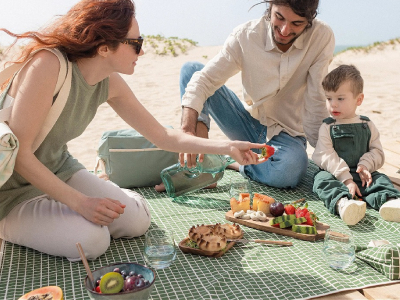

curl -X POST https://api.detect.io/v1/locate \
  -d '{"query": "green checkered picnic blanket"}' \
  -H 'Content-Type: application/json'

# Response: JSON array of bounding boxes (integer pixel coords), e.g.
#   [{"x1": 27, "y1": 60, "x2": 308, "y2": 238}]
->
[
  {"x1": 356, "y1": 245, "x2": 400, "y2": 280},
  {"x1": 1, "y1": 161, "x2": 400, "y2": 300}
]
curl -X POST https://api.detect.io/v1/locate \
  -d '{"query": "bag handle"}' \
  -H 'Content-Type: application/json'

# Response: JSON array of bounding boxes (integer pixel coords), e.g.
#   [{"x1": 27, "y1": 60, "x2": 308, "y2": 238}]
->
[
  {"x1": 0, "y1": 48, "x2": 71, "y2": 151},
  {"x1": 94, "y1": 156, "x2": 109, "y2": 181}
]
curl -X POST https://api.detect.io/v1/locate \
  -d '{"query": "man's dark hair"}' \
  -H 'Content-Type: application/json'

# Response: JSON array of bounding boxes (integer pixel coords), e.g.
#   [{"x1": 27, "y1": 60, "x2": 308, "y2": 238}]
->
[
  {"x1": 261, "y1": 0, "x2": 319, "y2": 28},
  {"x1": 322, "y1": 65, "x2": 364, "y2": 96}
]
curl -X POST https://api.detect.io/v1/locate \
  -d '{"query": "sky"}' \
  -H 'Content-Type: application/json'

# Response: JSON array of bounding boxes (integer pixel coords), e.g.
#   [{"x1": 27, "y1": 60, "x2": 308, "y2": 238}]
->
[{"x1": 0, "y1": 0, "x2": 399, "y2": 47}]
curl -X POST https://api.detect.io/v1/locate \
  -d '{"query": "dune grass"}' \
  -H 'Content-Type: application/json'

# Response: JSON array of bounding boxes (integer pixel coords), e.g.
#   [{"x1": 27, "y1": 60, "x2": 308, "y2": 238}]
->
[
  {"x1": 1, "y1": 36, "x2": 398, "y2": 59},
  {"x1": 336, "y1": 37, "x2": 400, "y2": 55},
  {"x1": 142, "y1": 34, "x2": 198, "y2": 57},
  {"x1": 0, "y1": 35, "x2": 198, "y2": 60}
]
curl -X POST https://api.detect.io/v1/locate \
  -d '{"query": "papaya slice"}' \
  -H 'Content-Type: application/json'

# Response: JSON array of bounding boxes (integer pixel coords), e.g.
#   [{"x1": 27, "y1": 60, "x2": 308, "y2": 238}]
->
[{"x1": 19, "y1": 286, "x2": 63, "y2": 300}]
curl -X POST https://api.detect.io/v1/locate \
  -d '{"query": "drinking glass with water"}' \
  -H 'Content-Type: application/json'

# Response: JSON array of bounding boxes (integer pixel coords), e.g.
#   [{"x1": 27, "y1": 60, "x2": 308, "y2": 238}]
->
[
  {"x1": 229, "y1": 176, "x2": 252, "y2": 200},
  {"x1": 144, "y1": 229, "x2": 177, "y2": 269},
  {"x1": 322, "y1": 228, "x2": 355, "y2": 270}
]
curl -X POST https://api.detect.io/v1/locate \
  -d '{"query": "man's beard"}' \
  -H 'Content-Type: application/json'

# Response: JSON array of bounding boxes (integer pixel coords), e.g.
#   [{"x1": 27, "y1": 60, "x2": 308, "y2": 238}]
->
[{"x1": 271, "y1": 26, "x2": 303, "y2": 46}]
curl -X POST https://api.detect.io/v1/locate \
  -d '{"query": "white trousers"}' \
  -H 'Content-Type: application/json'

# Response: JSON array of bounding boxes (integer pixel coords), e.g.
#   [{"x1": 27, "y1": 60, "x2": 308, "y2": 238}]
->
[{"x1": 0, "y1": 170, "x2": 151, "y2": 261}]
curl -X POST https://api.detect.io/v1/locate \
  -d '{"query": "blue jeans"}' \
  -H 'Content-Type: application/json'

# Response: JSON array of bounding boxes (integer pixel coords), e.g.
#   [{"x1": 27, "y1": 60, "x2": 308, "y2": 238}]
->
[{"x1": 180, "y1": 61, "x2": 309, "y2": 188}]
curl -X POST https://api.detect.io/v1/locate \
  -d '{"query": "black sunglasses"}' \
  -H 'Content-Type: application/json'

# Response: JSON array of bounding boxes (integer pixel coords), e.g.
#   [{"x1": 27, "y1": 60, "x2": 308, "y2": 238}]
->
[{"x1": 120, "y1": 36, "x2": 144, "y2": 54}]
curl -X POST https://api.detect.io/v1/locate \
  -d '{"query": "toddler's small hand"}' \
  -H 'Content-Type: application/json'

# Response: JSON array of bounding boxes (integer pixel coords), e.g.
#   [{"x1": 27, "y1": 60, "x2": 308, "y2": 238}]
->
[
  {"x1": 344, "y1": 179, "x2": 362, "y2": 198},
  {"x1": 356, "y1": 165, "x2": 372, "y2": 187}
]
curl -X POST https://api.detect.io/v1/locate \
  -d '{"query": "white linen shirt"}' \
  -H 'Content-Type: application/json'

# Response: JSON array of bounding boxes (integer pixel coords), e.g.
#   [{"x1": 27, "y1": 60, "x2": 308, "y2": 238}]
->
[{"x1": 181, "y1": 17, "x2": 335, "y2": 147}]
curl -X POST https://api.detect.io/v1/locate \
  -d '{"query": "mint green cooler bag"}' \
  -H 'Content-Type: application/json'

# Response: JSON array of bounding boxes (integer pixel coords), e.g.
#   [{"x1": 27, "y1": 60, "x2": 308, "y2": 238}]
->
[{"x1": 95, "y1": 128, "x2": 178, "y2": 188}]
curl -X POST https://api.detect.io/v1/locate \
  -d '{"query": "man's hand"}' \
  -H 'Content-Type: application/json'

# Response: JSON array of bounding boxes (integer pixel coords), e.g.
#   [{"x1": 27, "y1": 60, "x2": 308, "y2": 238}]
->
[
  {"x1": 344, "y1": 179, "x2": 362, "y2": 199},
  {"x1": 356, "y1": 164, "x2": 372, "y2": 187},
  {"x1": 180, "y1": 107, "x2": 208, "y2": 168}
]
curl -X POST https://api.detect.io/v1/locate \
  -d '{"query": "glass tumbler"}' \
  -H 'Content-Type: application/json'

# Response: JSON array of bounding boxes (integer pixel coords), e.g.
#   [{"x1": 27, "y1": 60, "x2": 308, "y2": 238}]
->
[
  {"x1": 229, "y1": 176, "x2": 252, "y2": 200},
  {"x1": 144, "y1": 229, "x2": 177, "y2": 269},
  {"x1": 322, "y1": 228, "x2": 355, "y2": 270}
]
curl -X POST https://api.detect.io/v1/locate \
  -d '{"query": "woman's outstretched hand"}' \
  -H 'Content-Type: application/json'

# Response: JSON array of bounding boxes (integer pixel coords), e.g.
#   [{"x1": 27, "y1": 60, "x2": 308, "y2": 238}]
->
[
  {"x1": 229, "y1": 142, "x2": 272, "y2": 166},
  {"x1": 77, "y1": 197, "x2": 126, "y2": 226}
]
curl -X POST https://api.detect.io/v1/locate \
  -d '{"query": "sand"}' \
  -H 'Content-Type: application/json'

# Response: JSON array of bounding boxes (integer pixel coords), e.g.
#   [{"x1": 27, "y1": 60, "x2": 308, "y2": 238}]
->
[{"x1": 1, "y1": 39, "x2": 399, "y2": 179}]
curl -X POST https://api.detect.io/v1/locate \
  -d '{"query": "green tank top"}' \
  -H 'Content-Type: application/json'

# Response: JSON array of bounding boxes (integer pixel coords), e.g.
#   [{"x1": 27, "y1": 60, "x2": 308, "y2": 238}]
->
[{"x1": 0, "y1": 61, "x2": 109, "y2": 220}]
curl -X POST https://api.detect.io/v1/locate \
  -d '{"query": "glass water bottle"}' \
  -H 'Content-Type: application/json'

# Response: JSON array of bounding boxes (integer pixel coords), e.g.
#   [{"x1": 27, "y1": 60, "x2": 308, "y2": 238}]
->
[{"x1": 160, "y1": 154, "x2": 235, "y2": 198}]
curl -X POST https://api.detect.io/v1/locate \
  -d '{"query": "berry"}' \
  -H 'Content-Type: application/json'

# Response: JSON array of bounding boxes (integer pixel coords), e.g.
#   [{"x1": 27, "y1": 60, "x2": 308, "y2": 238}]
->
[
  {"x1": 259, "y1": 145, "x2": 275, "y2": 159},
  {"x1": 295, "y1": 203, "x2": 317, "y2": 226},
  {"x1": 128, "y1": 271, "x2": 136, "y2": 277},
  {"x1": 284, "y1": 204, "x2": 296, "y2": 215},
  {"x1": 135, "y1": 278, "x2": 145, "y2": 288},
  {"x1": 124, "y1": 276, "x2": 136, "y2": 291}
]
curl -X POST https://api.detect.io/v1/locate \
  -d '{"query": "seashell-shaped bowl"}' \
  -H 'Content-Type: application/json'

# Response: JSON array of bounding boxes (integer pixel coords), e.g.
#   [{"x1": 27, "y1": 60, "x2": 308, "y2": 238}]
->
[{"x1": 85, "y1": 262, "x2": 156, "y2": 300}]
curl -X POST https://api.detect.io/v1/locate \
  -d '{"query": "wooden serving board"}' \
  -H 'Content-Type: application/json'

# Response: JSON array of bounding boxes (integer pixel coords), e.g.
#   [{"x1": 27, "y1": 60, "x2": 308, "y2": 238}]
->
[
  {"x1": 179, "y1": 237, "x2": 239, "y2": 258},
  {"x1": 179, "y1": 225, "x2": 243, "y2": 258},
  {"x1": 225, "y1": 210, "x2": 329, "y2": 241}
]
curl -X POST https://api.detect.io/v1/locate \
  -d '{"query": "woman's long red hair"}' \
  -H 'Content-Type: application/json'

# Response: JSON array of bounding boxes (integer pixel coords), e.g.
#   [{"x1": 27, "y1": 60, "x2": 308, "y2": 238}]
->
[{"x1": 1, "y1": 0, "x2": 135, "y2": 64}]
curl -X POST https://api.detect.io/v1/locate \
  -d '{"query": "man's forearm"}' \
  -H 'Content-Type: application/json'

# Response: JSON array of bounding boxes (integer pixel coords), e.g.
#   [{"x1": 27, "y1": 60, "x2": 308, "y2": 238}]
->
[{"x1": 181, "y1": 107, "x2": 199, "y2": 134}]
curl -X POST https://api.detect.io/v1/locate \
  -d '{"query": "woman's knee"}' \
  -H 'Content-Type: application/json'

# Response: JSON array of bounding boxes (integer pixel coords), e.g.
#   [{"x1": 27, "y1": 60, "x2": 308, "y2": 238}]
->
[
  {"x1": 109, "y1": 190, "x2": 151, "y2": 239},
  {"x1": 75, "y1": 225, "x2": 110, "y2": 260}
]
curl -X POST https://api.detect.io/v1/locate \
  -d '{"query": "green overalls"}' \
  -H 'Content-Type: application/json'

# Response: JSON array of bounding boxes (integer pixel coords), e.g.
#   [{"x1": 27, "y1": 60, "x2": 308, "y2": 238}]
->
[{"x1": 313, "y1": 116, "x2": 400, "y2": 215}]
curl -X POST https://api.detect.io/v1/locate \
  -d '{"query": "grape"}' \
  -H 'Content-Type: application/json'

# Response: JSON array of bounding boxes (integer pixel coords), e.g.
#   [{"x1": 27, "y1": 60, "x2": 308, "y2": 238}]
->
[
  {"x1": 106, "y1": 268, "x2": 149, "y2": 293},
  {"x1": 124, "y1": 276, "x2": 136, "y2": 291},
  {"x1": 270, "y1": 202, "x2": 284, "y2": 217},
  {"x1": 135, "y1": 277, "x2": 145, "y2": 288}
]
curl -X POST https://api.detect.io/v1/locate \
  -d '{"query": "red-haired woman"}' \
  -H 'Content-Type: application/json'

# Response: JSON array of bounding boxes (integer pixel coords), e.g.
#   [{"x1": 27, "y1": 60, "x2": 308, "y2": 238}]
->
[{"x1": 0, "y1": 0, "x2": 267, "y2": 261}]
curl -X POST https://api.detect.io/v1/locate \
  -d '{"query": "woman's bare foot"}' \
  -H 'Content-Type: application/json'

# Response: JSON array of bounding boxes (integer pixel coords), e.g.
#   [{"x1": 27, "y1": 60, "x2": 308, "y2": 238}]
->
[
  {"x1": 204, "y1": 182, "x2": 218, "y2": 189},
  {"x1": 154, "y1": 182, "x2": 166, "y2": 192},
  {"x1": 227, "y1": 162, "x2": 240, "y2": 171}
]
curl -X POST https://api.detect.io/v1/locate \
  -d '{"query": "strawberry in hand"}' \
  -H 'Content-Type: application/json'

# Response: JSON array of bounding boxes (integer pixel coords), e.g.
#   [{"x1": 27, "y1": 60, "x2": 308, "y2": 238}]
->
[{"x1": 259, "y1": 145, "x2": 275, "y2": 160}]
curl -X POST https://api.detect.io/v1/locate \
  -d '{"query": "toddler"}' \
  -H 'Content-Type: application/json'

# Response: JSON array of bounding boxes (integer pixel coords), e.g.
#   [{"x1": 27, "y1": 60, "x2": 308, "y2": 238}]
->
[{"x1": 312, "y1": 65, "x2": 400, "y2": 225}]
